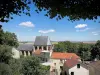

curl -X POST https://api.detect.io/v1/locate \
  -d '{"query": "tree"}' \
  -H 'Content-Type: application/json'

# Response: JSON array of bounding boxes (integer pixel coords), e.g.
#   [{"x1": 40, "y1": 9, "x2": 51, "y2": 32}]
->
[
  {"x1": 3, "y1": 31, "x2": 19, "y2": 47},
  {"x1": 77, "y1": 43, "x2": 91, "y2": 61},
  {"x1": 0, "y1": 63, "x2": 12, "y2": 75},
  {"x1": 0, "y1": 45, "x2": 12, "y2": 64},
  {"x1": 0, "y1": 0, "x2": 31, "y2": 22},
  {"x1": 0, "y1": 26, "x2": 18, "y2": 47},
  {"x1": 21, "y1": 56, "x2": 49, "y2": 75},
  {"x1": 0, "y1": 0, "x2": 100, "y2": 22},
  {"x1": 9, "y1": 59, "x2": 22, "y2": 75},
  {"x1": 91, "y1": 40, "x2": 100, "y2": 60}
]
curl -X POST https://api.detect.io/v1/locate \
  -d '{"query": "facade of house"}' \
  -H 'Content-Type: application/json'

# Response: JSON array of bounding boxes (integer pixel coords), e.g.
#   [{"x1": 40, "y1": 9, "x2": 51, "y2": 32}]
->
[
  {"x1": 12, "y1": 47, "x2": 20, "y2": 59},
  {"x1": 63, "y1": 59, "x2": 89, "y2": 75},
  {"x1": 17, "y1": 44, "x2": 33, "y2": 56},
  {"x1": 50, "y1": 52, "x2": 80, "y2": 75}
]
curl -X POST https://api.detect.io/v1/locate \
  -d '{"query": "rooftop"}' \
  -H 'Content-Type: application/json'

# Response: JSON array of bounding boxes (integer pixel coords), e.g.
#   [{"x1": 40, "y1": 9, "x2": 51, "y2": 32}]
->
[
  {"x1": 51, "y1": 52, "x2": 80, "y2": 59},
  {"x1": 34, "y1": 36, "x2": 52, "y2": 46}
]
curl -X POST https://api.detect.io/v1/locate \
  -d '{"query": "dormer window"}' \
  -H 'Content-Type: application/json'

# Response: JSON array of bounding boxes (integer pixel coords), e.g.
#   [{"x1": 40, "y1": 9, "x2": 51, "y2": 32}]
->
[{"x1": 77, "y1": 64, "x2": 80, "y2": 68}]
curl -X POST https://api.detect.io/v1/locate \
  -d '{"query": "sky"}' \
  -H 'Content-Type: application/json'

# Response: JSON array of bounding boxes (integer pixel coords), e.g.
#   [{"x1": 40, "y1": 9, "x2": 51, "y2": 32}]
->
[{"x1": 1, "y1": 5, "x2": 100, "y2": 41}]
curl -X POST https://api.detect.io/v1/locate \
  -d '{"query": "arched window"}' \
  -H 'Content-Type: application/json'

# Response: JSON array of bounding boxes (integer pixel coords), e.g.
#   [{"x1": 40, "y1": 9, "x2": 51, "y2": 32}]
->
[
  {"x1": 30, "y1": 51, "x2": 32, "y2": 55},
  {"x1": 44, "y1": 46, "x2": 46, "y2": 50},
  {"x1": 22, "y1": 51, "x2": 24, "y2": 55},
  {"x1": 39, "y1": 46, "x2": 41, "y2": 49},
  {"x1": 26, "y1": 51, "x2": 28, "y2": 56},
  {"x1": 35, "y1": 46, "x2": 37, "y2": 50}
]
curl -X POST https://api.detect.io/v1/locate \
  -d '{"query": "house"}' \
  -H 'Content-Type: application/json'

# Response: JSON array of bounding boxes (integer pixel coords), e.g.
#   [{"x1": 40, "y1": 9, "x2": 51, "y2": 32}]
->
[
  {"x1": 63, "y1": 59, "x2": 89, "y2": 75},
  {"x1": 17, "y1": 36, "x2": 53, "y2": 57},
  {"x1": 88, "y1": 61, "x2": 100, "y2": 75},
  {"x1": 50, "y1": 52, "x2": 80, "y2": 75},
  {"x1": 12, "y1": 47, "x2": 20, "y2": 59},
  {"x1": 17, "y1": 43, "x2": 33, "y2": 56}
]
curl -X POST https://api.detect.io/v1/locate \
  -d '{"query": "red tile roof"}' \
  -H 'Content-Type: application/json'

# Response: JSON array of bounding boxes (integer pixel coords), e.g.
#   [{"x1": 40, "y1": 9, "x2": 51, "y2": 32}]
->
[
  {"x1": 64, "y1": 59, "x2": 79, "y2": 68},
  {"x1": 51, "y1": 52, "x2": 80, "y2": 59}
]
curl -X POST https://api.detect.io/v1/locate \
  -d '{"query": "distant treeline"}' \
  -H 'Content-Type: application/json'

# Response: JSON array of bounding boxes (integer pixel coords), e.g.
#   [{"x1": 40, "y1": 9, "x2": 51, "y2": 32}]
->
[{"x1": 53, "y1": 40, "x2": 100, "y2": 61}]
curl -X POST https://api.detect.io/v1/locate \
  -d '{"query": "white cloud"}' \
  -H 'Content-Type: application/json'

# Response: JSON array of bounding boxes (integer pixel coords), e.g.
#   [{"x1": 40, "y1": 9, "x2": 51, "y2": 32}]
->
[
  {"x1": 19, "y1": 21, "x2": 35, "y2": 27},
  {"x1": 92, "y1": 32, "x2": 96, "y2": 34},
  {"x1": 38, "y1": 29, "x2": 55, "y2": 34},
  {"x1": 75, "y1": 24, "x2": 87, "y2": 28},
  {"x1": 28, "y1": 29, "x2": 33, "y2": 31},
  {"x1": 76, "y1": 28, "x2": 90, "y2": 32},
  {"x1": 92, "y1": 31, "x2": 99, "y2": 36},
  {"x1": 93, "y1": 33, "x2": 99, "y2": 35}
]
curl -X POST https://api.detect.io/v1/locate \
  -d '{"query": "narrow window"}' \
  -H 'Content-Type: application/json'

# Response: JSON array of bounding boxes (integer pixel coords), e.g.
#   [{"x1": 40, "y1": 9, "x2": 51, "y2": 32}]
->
[
  {"x1": 44, "y1": 46, "x2": 46, "y2": 50},
  {"x1": 71, "y1": 72, "x2": 74, "y2": 75},
  {"x1": 39, "y1": 46, "x2": 41, "y2": 49},
  {"x1": 60, "y1": 66, "x2": 63, "y2": 70},
  {"x1": 77, "y1": 64, "x2": 80, "y2": 68},
  {"x1": 22, "y1": 51, "x2": 24, "y2": 55},
  {"x1": 30, "y1": 51, "x2": 32, "y2": 55},
  {"x1": 35, "y1": 46, "x2": 37, "y2": 50},
  {"x1": 26, "y1": 51, "x2": 28, "y2": 56}
]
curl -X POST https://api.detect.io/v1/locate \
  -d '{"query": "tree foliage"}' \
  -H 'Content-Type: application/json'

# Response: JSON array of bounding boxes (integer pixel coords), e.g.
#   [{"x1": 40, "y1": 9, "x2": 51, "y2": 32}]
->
[
  {"x1": 33, "y1": 0, "x2": 100, "y2": 21},
  {"x1": 0, "y1": 0, "x2": 31, "y2": 22},
  {"x1": 53, "y1": 41, "x2": 94, "y2": 60},
  {"x1": 91, "y1": 40, "x2": 100, "y2": 60},
  {"x1": 21, "y1": 56, "x2": 50, "y2": 75},
  {"x1": 0, "y1": 63, "x2": 12, "y2": 75},
  {"x1": 0, "y1": 27, "x2": 18, "y2": 47},
  {"x1": 0, "y1": 45, "x2": 12, "y2": 64},
  {"x1": 0, "y1": 0, "x2": 100, "y2": 22}
]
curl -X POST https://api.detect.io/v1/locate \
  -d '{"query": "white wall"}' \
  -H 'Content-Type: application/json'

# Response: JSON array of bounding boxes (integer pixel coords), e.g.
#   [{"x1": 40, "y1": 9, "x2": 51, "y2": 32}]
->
[
  {"x1": 50, "y1": 59, "x2": 64, "y2": 75},
  {"x1": 12, "y1": 48, "x2": 20, "y2": 59},
  {"x1": 69, "y1": 65, "x2": 89, "y2": 75}
]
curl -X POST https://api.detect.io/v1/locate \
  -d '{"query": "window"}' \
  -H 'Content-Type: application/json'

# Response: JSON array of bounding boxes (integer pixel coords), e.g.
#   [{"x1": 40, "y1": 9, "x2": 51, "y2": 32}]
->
[
  {"x1": 22, "y1": 51, "x2": 24, "y2": 55},
  {"x1": 35, "y1": 46, "x2": 37, "y2": 50},
  {"x1": 77, "y1": 64, "x2": 80, "y2": 68},
  {"x1": 30, "y1": 51, "x2": 32, "y2": 55},
  {"x1": 26, "y1": 51, "x2": 28, "y2": 56},
  {"x1": 44, "y1": 46, "x2": 46, "y2": 50},
  {"x1": 39, "y1": 46, "x2": 41, "y2": 49},
  {"x1": 71, "y1": 72, "x2": 74, "y2": 75},
  {"x1": 60, "y1": 66, "x2": 63, "y2": 70}
]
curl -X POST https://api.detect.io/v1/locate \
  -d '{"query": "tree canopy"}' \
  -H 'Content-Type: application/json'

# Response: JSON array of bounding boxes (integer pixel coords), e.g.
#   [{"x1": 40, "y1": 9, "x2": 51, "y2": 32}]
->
[
  {"x1": 0, "y1": 0, "x2": 100, "y2": 22},
  {"x1": 53, "y1": 41, "x2": 94, "y2": 61},
  {"x1": 0, "y1": 27, "x2": 18, "y2": 47}
]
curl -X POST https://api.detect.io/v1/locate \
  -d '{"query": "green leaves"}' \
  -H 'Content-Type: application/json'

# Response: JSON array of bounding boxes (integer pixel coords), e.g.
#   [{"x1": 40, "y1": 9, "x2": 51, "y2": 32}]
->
[
  {"x1": 0, "y1": 63, "x2": 12, "y2": 75},
  {"x1": 21, "y1": 56, "x2": 49, "y2": 75},
  {"x1": 0, "y1": 45, "x2": 12, "y2": 64}
]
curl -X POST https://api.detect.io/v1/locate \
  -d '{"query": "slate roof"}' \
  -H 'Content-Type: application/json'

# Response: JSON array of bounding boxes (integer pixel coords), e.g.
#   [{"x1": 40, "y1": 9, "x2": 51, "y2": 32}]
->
[
  {"x1": 17, "y1": 44, "x2": 33, "y2": 51},
  {"x1": 34, "y1": 36, "x2": 52, "y2": 46},
  {"x1": 88, "y1": 61, "x2": 100, "y2": 75}
]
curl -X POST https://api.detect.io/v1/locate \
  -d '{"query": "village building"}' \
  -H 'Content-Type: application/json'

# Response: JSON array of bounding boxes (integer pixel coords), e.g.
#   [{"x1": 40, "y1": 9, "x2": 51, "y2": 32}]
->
[
  {"x1": 12, "y1": 36, "x2": 80, "y2": 75},
  {"x1": 50, "y1": 52, "x2": 80, "y2": 75},
  {"x1": 63, "y1": 59, "x2": 89, "y2": 75},
  {"x1": 88, "y1": 61, "x2": 100, "y2": 75}
]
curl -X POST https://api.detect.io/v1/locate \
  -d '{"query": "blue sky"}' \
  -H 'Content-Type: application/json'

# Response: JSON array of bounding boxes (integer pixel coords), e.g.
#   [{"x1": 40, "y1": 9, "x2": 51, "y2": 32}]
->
[{"x1": 1, "y1": 5, "x2": 100, "y2": 41}]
